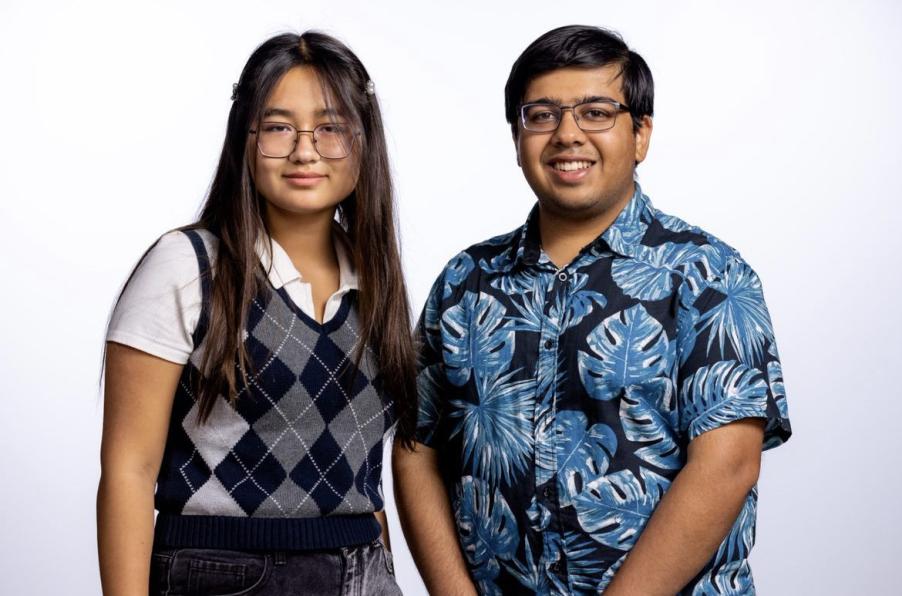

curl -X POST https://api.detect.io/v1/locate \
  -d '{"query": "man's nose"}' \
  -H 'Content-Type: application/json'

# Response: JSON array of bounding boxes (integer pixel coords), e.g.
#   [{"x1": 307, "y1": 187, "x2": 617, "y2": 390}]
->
[{"x1": 551, "y1": 108, "x2": 585, "y2": 145}]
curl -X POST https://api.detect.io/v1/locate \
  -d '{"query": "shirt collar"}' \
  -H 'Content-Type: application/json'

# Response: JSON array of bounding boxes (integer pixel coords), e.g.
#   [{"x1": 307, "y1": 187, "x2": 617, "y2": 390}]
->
[
  {"x1": 254, "y1": 222, "x2": 359, "y2": 291},
  {"x1": 512, "y1": 183, "x2": 654, "y2": 270}
]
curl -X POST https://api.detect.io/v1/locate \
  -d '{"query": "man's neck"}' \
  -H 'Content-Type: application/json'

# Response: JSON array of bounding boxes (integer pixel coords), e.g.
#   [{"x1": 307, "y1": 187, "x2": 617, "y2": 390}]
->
[{"x1": 538, "y1": 187, "x2": 634, "y2": 269}]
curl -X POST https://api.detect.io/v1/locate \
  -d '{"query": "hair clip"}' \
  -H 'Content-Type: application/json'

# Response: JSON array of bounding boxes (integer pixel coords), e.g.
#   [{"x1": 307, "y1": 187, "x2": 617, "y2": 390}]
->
[
  {"x1": 231, "y1": 82, "x2": 240, "y2": 101},
  {"x1": 365, "y1": 80, "x2": 375, "y2": 96}
]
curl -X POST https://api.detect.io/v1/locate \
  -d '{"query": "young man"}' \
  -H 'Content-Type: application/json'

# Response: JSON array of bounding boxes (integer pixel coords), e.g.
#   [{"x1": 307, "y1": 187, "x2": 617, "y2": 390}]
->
[{"x1": 394, "y1": 25, "x2": 791, "y2": 595}]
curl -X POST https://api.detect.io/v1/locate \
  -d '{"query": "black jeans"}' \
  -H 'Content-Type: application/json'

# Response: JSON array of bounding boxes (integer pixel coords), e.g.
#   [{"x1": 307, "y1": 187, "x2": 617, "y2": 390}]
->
[{"x1": 150, "y1": 540, "x2": 402, "y2": 595}]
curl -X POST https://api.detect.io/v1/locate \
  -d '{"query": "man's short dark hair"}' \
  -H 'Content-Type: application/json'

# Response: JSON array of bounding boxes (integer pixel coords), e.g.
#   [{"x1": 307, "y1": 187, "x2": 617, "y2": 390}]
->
[{"x1": 504, "y1": 25, "x2": 654, "y2": 137}]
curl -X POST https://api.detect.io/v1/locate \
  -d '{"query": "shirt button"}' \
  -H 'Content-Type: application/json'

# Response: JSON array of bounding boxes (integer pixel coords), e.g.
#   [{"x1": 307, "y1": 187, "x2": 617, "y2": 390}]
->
[
  {"x1": 543, "y1": 339, "x2": 553, "y2": 350},
  {"x1": 557, "y1": 271, "x2": 568, "y2": 282}
]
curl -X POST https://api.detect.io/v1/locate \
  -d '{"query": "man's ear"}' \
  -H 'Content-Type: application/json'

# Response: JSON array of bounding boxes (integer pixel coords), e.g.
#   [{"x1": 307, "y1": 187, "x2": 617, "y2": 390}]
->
[{"x1": 634, "y1": 115, "x2": 653, "y2": 165}]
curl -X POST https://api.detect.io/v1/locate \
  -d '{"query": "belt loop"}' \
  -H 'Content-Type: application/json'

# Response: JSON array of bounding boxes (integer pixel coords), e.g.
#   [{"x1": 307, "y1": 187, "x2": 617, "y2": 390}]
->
[{"x1": 273, "y1": 551, "x2": 287, "y2": 566}]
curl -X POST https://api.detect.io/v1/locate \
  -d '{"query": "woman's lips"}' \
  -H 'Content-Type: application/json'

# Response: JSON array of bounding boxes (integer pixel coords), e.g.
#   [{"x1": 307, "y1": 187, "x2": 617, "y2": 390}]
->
[{"x1": 283, "y1": 173, "x2": 326, "y2": 187}]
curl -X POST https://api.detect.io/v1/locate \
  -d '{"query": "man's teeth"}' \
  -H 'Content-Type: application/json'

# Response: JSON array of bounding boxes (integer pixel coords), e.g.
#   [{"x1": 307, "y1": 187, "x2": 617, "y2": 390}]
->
[{"x1": 552, "y1": 161, "x2": 592, "y2": 171}]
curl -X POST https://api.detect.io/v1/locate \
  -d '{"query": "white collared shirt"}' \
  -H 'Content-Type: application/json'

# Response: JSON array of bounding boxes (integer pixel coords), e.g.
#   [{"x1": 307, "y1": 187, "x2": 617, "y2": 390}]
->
[{"x1": 107, "y1": 227, "x2": 358, "y2": 365}]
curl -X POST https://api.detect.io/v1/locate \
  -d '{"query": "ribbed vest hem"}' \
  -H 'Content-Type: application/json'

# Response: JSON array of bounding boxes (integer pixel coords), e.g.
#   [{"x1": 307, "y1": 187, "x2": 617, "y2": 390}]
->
[{"x1": 153, "y1": 513, "x2": 380, "y2": 551}]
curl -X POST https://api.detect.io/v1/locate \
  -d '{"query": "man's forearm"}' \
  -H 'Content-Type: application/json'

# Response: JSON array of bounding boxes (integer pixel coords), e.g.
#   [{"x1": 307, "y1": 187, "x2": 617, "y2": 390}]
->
[
  {"x1": 392, "y1": 442, "x2": 477, "y2": 596},
  {"x1": 604, "y1": 420, "x2": 764, "y2": 595}
]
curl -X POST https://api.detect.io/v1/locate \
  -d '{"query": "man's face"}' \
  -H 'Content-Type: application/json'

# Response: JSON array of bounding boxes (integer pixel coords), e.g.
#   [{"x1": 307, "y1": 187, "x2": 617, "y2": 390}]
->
[{"x1": 516, "y1": 65, "x2": 652, "y2": 219}]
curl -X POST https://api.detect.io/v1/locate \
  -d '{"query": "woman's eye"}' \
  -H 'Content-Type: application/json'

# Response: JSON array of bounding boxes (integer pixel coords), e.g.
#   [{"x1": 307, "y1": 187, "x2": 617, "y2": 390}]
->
[
  {"x1": 319, "y1": 123, "x2": 348, "y2": 135},
  {"x1": 262, "y1": 123, "x2": 292, "y2": 133}
]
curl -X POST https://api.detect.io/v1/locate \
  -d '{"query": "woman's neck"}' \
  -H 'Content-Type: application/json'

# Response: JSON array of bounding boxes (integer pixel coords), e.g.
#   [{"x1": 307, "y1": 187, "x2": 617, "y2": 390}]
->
[{"x1": 265, "y1": 206, "x2": 339, "y2": 276}]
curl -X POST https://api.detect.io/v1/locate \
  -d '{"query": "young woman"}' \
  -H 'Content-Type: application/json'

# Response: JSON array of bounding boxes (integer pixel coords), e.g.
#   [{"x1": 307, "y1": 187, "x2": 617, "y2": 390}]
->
[{"x1": 97, "y1": 32, "x2": 415, "y2": 595}]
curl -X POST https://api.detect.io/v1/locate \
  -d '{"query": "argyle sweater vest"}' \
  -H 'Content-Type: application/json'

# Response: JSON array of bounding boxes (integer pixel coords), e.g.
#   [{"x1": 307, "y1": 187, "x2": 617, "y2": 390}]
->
[{"x1": 153, "y1": 230, "x2": 393, "y2": 550}]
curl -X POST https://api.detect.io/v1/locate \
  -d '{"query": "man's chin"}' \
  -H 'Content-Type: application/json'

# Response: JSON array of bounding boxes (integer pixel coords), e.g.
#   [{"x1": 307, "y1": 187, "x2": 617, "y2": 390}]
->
[{"x1": 537, "y1": 193, "x2": 611, "y2": 220}]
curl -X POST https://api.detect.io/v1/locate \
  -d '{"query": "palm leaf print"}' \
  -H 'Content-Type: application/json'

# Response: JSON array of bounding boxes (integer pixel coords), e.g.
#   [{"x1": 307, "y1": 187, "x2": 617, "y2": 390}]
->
[
  {"x1": 441, "y1": 291, "x2": 516, "y2": 387},
  {"x1": 714, "y1": 488, "x2": 757, "y2": 568},
  {"x1": 574, "y1": 467, "x2": 670, "y2": 550},
  {"x1": 564, "y1": 531, "x2": 610, "y2": 593},
  {"x1": 768, "y1": 359, "x2": 788, "y2": 418},
  {"x1": 454, "y1": 476, "x2": 520, "y2": 586},
  {"x1": 526, "y1": 493, "x2": 551, "y2": 532},
  {"x1": 563, "y1": 272, "x2": 607, "y2": 330},
  {"x1": 415, "y1": 365, "x2": 444, "y2": 444},
  {"x1": 502, "y1": 536, "x2": 550, "y2": 593},
  {"x1": 578, "y1": 304, "x2": 670, "y2": 401},
  {"x1": 621, "y1": 385, "x2": 681, "y2": 470},
  {"x1": 534, "y1": 403, "x2": 556, "y2": 487},
  {"x1": 449, "y1": 370, "x2": 536, "y2": 486},
  {"x1": 658, "y1": 213, "x2": 691, "y2": 233},
  {"x1": 443, "y1": 253, "x2": 475, "y2": 298},
  {"x1": 555, "y1": 410, "x2": 618, "y2": 505},
  {"x1": 691, "y1": 560, "x2": 754, "y2": 596},
  {"x1": 604, "y1": 195, "x2": 649, "y2": 253},
  {"x1": 698, "y1": 259, "x2": 772, "y2": 365},
  {"x1": 679, "y1": 360, "x2": 768, "y2": 439}
]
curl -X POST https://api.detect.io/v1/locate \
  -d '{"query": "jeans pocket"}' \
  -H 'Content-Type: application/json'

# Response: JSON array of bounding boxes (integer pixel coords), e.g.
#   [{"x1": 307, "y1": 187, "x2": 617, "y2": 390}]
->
[
  {"x1": 169, "y1": 548, "x2": 269, "y2": 596},
  {"x1": 373, "y1": 540, "x2": 395, "y2": 577},
  {"x1": 149, "y1": 551, "x2": 177, "y2": 595}
]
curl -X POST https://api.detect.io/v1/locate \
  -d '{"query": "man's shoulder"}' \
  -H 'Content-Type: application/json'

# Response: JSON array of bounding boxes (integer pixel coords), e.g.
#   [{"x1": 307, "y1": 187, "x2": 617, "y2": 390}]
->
[
  {"x1": 439, "y1": 227, "x2": 522, "y2": 276},
  {"x1": 640, "y1": 205, "x2": 749, "y2": 280},
  {"x1": 426, "y1": 226, "x2": 523, "y2": 307}
]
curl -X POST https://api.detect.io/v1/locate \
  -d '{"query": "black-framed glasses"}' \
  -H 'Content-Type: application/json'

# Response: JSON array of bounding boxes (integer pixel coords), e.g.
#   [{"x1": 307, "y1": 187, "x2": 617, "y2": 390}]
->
[
  {"x1": 519, "y1": 100, "x2": 631, "y2": 133},
  {"x1": 249, "y1": 121, "x2": 357, "y2": 159}
]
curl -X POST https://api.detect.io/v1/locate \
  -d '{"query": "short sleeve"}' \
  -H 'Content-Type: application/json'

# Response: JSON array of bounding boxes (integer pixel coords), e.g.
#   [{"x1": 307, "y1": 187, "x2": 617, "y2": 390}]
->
[
  {"x1": 106, "y1": 230, "x2": 216, "y2": 365},
  {"x1": 414, "y1": 271, "x2": 451, "y2": 447},
  {"x1": 676, "y1": 257, "x2": 792, "y2": 449}
]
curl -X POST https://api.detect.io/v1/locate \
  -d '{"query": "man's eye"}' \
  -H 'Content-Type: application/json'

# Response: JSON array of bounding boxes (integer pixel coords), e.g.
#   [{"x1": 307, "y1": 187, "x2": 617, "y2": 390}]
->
[
  {"x1": 529, "y1": 111, "x2": 557, "y2": 122},
  {"x1": 583, "y1": 108, "x2": 614, "y2": 120}
]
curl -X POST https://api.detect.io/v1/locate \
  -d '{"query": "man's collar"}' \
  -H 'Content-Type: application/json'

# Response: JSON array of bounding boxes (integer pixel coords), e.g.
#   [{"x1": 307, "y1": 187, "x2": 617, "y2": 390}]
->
[
  {"x1": 255, "y1": 222, "x2": 359, "y2": 291},
  {"x1": 512, "y1": 183, "x2": 653, "y2": 269},
  {"x1": 599, "y1": 184, "x2": 654, "y2": 259}
]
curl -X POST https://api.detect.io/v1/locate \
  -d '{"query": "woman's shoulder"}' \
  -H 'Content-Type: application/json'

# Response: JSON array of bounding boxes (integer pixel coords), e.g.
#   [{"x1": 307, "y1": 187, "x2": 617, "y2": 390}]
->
[
  {"x1": 106, "y1": 227, "x2": 219, "y2": 364},
  {"x1": 150, "y1": 227, "x2": 219, "y2": 265}
]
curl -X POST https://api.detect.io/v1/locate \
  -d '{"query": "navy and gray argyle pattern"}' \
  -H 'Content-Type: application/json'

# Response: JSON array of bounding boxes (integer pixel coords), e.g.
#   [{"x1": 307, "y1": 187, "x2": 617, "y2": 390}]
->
[{"x1": 153, "y1": 229, "x2": 392, "y2": 550}]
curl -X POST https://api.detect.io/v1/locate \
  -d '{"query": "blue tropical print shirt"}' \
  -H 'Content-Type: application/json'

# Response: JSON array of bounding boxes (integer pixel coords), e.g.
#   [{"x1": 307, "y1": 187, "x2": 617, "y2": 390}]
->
[{"x1": 415, "y1": 186, "x2": 792, "y2": 595}]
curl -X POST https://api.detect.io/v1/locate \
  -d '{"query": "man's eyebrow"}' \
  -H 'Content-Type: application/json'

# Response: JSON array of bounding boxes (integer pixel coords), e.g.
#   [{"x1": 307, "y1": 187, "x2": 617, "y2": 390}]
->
[
  {"x1": 580, "y1": 95, "x2": 620, "y2": 104},
  {"x1": 522, "y1": 95, "x2": 622, "y2": 106},
  {"x1": 523, "y1": 96, "x2": 563, "y2": 106}
]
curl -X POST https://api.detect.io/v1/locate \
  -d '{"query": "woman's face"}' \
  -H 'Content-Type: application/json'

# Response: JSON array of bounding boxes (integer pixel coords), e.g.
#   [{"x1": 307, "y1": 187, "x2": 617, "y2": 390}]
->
[{"x1": 251, "y1": 66, "x2": 360, "y2": 222}]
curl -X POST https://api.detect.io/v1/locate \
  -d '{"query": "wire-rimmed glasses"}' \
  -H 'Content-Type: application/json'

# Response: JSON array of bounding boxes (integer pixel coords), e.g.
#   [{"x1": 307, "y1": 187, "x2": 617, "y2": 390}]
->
[
  {"x1": 250, "y1": 121, "x2": 357, "y2": 159},
  {"x1": 519, "y1": 100, "x2": 631, "y2": 133}
]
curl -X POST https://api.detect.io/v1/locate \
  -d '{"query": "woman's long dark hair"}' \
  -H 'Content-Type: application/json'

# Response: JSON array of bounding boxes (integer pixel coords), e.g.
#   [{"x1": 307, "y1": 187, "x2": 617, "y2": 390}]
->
[{"x1": 184, "y1": 32, "x2": 416, "y2": 447}]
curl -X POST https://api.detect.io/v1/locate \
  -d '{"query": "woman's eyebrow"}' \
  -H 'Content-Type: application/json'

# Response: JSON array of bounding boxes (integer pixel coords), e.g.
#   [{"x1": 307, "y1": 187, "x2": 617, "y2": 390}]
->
[
  {"x1": 262, "y1": 107, "x2": 294, "y2": 119},
  {"x1": 262, "y1": 106, "x2": 342, "y2": 119}
]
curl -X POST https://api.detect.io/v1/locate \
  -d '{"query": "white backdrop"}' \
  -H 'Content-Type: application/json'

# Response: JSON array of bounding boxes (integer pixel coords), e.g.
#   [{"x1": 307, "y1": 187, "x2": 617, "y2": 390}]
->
[{"x1": 1, "y1": 0, "x2": 900, "y2": 594}]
